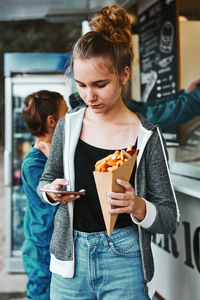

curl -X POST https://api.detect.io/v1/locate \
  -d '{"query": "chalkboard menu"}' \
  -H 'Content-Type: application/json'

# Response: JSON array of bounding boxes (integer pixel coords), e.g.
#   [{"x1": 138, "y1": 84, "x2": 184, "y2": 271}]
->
[{"x1": 138, "y1": 0, "x2": 178, "y2": 103}]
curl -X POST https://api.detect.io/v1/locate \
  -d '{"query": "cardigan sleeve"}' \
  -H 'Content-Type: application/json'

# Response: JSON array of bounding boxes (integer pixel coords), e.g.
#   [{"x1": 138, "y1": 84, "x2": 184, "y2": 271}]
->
[
  {"x1": 138, "y1": 128, "x2": 179, "y2": 233},
  {"x1": 37, "y1": 117, "x2": 65, "y2": 203}
]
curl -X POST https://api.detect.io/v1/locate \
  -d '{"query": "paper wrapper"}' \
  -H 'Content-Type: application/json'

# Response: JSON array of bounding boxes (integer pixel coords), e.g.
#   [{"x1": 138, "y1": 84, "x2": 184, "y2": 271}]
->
[{"x1": 93, "y1": 150, "x2": 138, "y2": 236}]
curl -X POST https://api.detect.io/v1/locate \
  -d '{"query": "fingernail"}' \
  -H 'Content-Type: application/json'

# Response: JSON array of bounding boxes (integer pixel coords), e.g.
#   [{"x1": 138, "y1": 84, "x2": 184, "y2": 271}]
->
[
  {"x1": 107, "y1": 209, "x2": 111, "y2": 214},
  {"x1": 116, "y1": 179, "x2": 121, "y2": 184},
  {"x1": 107, "y1": 199, "x2": 112, "y2": 203},
  {"x1": 106, "y1": 192, "x2": 111, "y2": 196},
  {"x1": 70, "y1": 195, "x2": 74, "y2": 198}
]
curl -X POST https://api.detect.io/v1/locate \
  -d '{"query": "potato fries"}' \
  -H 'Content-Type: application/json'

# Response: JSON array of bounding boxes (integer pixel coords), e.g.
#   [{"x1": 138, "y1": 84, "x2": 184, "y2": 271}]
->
[{"x1": 95, "y1": 145, "x2": 136, "y2": 172}]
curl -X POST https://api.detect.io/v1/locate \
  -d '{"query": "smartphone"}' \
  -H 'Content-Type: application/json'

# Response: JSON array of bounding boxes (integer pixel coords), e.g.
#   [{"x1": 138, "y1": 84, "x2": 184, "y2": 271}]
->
[{"x1": 40, "y1": 187, "x2": 85, "y2": 196}]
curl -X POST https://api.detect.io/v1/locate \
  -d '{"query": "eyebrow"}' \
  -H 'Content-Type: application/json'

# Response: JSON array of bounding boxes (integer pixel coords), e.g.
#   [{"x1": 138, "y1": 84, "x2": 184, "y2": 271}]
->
[{"x1": 75, "y1": 79, "x2": 109, "y2": 84}]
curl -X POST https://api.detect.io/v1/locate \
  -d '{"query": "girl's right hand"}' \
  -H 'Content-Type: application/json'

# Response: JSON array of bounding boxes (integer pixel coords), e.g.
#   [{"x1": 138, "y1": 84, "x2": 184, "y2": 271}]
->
[{"x1": 45, "y1": 178, "x2": 83, "y2": 204}]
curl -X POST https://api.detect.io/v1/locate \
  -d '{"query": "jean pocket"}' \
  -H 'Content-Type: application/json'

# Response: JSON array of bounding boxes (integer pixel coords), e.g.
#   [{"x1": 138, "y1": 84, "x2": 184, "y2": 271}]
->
[{"x1": 110, "y1": 234, "x2": 140, "y2": 258}]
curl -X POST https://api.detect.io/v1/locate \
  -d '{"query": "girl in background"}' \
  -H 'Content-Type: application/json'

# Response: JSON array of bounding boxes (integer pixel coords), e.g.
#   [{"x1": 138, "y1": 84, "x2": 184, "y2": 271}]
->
[{"x1": 21, "y1": 90, "x2": 68, "y2": 299}]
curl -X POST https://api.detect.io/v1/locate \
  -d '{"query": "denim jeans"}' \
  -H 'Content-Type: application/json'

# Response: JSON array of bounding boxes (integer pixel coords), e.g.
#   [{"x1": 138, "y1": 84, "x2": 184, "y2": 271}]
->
[{"x1": 50, "y1": 225, "x2": 151, "y2": 300}]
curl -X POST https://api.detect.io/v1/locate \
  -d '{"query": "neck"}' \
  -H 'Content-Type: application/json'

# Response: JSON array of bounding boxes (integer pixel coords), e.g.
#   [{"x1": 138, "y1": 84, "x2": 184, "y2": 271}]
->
[
  {"x1": 86, "y1": 98, "x2": 130, "y2": 123},
  {"x1": 34, "y1": 135, "x2": 52, "y2": 146}
]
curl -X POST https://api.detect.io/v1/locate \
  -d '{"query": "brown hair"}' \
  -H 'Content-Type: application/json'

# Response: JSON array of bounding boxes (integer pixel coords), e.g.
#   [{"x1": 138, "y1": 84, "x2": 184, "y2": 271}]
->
[
  {"x1": 23, "y1": 90, "x2": 64, "y2": 136},
  {"x1": 71, "y1": 4, "x2": 134, "y2": 76}
]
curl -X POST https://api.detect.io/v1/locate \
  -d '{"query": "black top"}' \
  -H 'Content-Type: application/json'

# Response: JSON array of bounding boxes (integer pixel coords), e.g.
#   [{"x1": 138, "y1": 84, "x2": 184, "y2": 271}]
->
[{"x1": 74, "y1": 139, "x2": 137, "y2": 233}]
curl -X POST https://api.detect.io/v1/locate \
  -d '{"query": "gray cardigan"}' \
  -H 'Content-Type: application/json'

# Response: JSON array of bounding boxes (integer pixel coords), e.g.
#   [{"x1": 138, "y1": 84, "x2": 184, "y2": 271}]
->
[{"x1": 38, "y1": 107, "x2": 179, "y2": 299}]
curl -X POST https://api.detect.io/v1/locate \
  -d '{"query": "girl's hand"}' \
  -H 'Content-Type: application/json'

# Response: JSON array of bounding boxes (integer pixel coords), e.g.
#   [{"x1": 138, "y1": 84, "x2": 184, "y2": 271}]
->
[
  {"x1": 45, "y1": 178, "x2": 84, "y2": 204},
  {"x1": 186, "y1": 78, "x2": 200, "y2": 92},
  {"x1": 106, "y1": 179, "x2": 146, "y2": 221}
]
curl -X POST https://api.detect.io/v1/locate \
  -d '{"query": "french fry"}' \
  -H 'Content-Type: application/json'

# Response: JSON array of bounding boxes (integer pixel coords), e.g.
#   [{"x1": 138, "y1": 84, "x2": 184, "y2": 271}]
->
[
  {"x1": 127, "y1": 144, "x2": 132, "y2": 151},
  {"x1": 122, "y1": 149, "x2": 131, "y2": 160},
  {"x1": 95, "y1": 154, "x2": 113, "y2": 167},
  {"x1": 111, "y1": 150, "x2": 120, "y2": 160},
  {"x1": 107, "y1": 160, "x2": 117, "y2": 166},
  {"x1": 94, "y1": 145, "x2": 136, "y2": 172}
]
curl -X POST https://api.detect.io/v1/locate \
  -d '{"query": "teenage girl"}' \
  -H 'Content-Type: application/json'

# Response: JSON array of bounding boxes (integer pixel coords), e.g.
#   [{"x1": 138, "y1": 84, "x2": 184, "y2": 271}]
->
[{"x1": 38, "y1": 5, "x2": 179, "y2": 300}]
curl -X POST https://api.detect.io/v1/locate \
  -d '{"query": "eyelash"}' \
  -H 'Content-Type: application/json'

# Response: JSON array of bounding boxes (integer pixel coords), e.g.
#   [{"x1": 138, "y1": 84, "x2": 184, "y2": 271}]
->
[
  {"x1": 97, "y1": 83, "x2": 107, "y2": 88},
  {"x1": 78, "y1": 83, "x2": 107, "y2": 88}
]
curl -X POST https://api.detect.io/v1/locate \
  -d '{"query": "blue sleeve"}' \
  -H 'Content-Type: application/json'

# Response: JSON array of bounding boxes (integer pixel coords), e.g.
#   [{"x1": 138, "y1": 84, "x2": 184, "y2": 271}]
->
[
  {"x1": 21, "y1": 154, "x2": 57, "y2": 242},
  {"x1": 126, "y1": 87, "x2": 200, "y2": 132},
  {"x1": 22, "y1": 156, "x2": 47, "y2": 197},
  {"x1": 23, "y1": 162, "x2": 44, "y2": 190}
]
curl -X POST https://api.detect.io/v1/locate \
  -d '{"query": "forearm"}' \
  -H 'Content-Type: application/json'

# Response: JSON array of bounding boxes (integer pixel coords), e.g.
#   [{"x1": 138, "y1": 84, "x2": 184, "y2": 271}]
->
[
  {"x1": 145, "y1": 87, "x2": 200, "y2": 131},
  {"x1": 127, "y1": 87, "x2": 200, "y2": 132}
]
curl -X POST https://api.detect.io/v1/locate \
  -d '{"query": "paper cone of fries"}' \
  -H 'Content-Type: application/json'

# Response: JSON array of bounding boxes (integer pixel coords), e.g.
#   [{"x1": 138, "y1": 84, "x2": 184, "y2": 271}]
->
[{"x1": 93, "y1": 150, "x2": 138, "y2": 236}]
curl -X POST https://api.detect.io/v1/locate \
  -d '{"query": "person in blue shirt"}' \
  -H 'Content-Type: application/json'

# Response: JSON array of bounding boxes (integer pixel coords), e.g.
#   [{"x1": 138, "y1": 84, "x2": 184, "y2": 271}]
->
[
  {"x1": 21, "y1": 90, "x2": 68, "y2": 300},
  {"x1": 69, "y1": 78, "x2": 200, "y2": 132}
]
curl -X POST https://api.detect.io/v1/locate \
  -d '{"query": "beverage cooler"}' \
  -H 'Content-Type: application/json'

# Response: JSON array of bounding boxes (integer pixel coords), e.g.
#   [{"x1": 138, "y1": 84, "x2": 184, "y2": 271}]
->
[{"x1": 4, "y1": 53, "x2": 71, "y2": 272}]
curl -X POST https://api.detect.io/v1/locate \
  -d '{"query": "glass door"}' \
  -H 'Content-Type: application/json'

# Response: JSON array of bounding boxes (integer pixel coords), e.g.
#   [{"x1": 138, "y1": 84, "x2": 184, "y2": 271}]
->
[{"x1": 5, "y1": 74, "x2": 70, "y2": 272}]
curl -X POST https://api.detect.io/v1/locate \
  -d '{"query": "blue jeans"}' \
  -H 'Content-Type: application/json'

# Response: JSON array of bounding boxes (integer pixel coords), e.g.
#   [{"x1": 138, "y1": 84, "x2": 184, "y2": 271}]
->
[{"x1": 50, "y1": 225, "x2": 151, "y2": 299}]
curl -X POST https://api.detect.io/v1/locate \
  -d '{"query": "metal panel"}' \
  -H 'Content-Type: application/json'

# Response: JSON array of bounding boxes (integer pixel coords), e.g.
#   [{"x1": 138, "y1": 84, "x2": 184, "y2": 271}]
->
[
  {"x1": 0, "y1": 0, "x2": 136, "y2": 21},
  {"x1": 4, "y1": 53, "x2": 71, "y2": 77},
  {"x1": 4, "y1": 77, "x2": 13, "y2": 271}
]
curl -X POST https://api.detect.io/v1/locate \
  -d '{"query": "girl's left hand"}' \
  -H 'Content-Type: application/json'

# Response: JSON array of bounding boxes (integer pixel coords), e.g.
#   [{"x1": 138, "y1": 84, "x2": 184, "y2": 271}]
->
[{"x1": 107, "y1": 179, "x2": 146, "y2": 221}]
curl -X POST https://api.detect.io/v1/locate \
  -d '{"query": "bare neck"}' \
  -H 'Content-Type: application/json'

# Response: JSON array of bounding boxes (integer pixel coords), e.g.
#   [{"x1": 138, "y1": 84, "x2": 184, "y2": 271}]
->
[
  {"x1": 81, "y1": 101, "x2": 140, "y2": 150},
  {"x1": 34, "y1": 135, "x2": 52, "y2": 147},
  {"x1": 85, "y1": 100, "x2": 131, "y2": 124}
]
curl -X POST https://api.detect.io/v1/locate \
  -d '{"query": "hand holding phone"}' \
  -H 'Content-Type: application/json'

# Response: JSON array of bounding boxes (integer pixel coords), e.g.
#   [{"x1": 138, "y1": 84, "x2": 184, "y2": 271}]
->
[{"x1": 40, "y1": 178, "x2": 85, "y2": 204}]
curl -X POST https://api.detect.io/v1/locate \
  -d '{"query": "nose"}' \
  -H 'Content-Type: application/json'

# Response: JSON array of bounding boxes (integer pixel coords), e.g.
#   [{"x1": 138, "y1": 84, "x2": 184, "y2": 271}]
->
[{"x1": 86, "y1": 87, "x2": 97, "y2": 103}]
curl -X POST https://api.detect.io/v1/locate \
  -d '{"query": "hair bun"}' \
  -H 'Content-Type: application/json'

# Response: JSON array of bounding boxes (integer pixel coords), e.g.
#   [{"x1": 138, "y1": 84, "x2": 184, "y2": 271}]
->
[
  {"x1": 90, "y1": 4, "x2": 133, "y2": 46},
  {"x1": 72, "y1": 4, "x2": 134, "y2": 74}
]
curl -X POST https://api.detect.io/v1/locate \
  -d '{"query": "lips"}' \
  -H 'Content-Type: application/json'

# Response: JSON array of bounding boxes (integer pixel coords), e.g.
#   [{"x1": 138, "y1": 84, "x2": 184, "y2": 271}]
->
[{"x1": 89, "y1": 104, "x2": 103, "y2": 109}]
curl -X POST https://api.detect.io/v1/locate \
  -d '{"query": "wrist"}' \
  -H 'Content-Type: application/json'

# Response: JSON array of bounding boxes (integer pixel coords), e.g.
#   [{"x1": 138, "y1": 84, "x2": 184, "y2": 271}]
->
[{"x1": 132, "y1": 196, "x2": 146, "y2": 221}]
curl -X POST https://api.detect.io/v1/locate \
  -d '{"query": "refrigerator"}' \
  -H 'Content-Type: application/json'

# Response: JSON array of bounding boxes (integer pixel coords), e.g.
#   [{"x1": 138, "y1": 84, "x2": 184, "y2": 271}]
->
[{"x1": 4, "y1": 53, "x2": 72, "y2": 272}]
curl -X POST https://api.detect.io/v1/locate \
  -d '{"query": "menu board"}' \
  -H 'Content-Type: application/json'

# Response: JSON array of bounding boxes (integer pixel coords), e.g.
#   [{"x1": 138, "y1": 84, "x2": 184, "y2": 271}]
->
[{"x1": 138, "y1": 0, "x2": 178, "y2": 103}]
